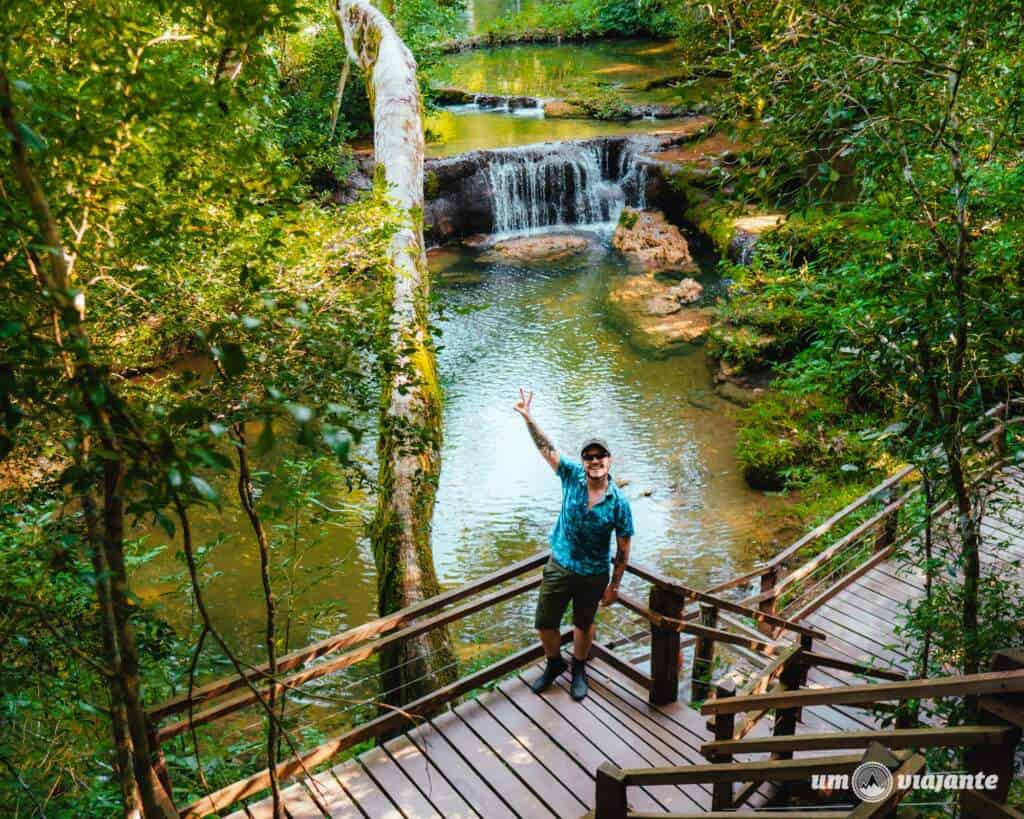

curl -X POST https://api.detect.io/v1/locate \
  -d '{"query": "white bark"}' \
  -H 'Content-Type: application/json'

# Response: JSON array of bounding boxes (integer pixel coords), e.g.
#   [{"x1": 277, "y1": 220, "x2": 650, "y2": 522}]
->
[{"x1": 332, "y1": 0, "x2": 454, "y2": 704}]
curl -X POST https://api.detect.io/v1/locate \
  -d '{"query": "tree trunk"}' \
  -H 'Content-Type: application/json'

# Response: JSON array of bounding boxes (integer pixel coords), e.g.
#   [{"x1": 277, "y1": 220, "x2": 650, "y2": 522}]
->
[{"x1": 333, "y1": 0, "x2": 456, "y2": 707}]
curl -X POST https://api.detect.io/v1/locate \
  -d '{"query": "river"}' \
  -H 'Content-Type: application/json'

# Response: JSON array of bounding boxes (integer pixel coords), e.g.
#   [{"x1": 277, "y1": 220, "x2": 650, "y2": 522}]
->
[{"x1": 131, "y1": 31, "x2": 779, "y2": 743}]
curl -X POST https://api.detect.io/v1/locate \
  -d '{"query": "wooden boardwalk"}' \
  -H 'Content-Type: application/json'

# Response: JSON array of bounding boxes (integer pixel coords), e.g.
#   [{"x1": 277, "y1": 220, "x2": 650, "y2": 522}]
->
[{"x1": 225, "y1": 467, "x2": 1024, "y2": 819}]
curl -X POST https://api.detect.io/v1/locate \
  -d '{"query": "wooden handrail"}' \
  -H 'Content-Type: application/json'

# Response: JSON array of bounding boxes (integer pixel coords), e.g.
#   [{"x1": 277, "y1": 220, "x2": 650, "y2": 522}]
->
[
  {"x1": 705, "y1": 463, "x2": 916, "y2": 596},
  {"x1": 609, "y1": 752, "x2": 903, "y2": 787},
  {"x1": 743, "y1": 489, "x2": 915, "y2": 608},
  {"x1": 627, "y1": 561, "x2": 826, "y2": 639},
  {"x1": 148, "y1": 549, "x2": 548, "y2": 721},
  {"x1": 705, "y1": 399, "x2": 1021, "y2": 599},
  {"x1": 156, "y1": 574, "x2": 543, "y2": 741},
  {"x1": 701, "y1": 668, "x2": 1024, "y2": 715},
  {"x1": 617, "y1": 592, "x2": 786, "y2": 655},
  {"x1": 181, "y1": 628, "x2": 573, "y2": 818},
  {"x1": 701, "y1": 725, "x2": 1014, "y2": 756}
]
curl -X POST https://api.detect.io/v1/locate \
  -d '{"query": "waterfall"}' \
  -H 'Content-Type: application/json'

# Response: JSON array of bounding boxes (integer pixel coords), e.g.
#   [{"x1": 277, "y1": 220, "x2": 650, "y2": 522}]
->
[{"x1": 486, "y1": 138, "x2": 652, "y2": 235}]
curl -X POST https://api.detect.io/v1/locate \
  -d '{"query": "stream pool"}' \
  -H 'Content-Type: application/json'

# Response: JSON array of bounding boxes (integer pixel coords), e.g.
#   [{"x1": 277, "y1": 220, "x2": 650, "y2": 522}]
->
[{"x1": 133, "y1": 234, "x2": 777, "y2": 659}]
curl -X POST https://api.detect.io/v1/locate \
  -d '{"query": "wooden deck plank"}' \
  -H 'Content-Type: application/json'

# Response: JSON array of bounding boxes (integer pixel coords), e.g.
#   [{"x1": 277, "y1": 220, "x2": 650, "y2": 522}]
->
[
  {"x1": 585, "y1": 658, "x2": 715, "y2": 746},
  {"x1": 424, "y1": 707, "x2": 557, "y2": 819},
  {"x1": 802, "y1": 612, "x2": 910, "y2": 674},
  {"x1": 324, "y1": 759, "x2": 403, "y2": 819},
  {"x1": 549, "y1": 675, "x2": 710, "y2": 811},
  {"x1": 479, "y1": 687, "x2": 600, "y2": 811},
  {"x1": 500, "y1": 673, "x2": 669, "y2": 813},
  {"x1": 384, "y1": 733, "x2": 482, "y2": 819},
  {"x1": 813, "y1": 600, "x2": 912, "y2": 664},
  {"x1": 359, "y1": 746, "x2": 441, "y2": 819},
  {"x1": 279, "y1": 774, "x2": 362, "y2": 819},
  {"x1": 453, "y1": 697, "x2": 583, "y2": 818}
]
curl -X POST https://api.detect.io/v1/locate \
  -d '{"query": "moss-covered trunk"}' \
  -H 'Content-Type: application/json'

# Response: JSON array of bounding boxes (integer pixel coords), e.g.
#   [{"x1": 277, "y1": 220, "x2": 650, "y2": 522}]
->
[{"x1": 334, "y1": 0, "x2": 456, "y2": 707}]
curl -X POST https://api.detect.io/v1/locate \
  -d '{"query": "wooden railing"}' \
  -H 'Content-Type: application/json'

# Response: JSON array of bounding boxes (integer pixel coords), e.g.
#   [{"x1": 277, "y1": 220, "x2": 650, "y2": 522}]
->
[
  {"x1": 148, "y1": 549, "x2": 817, "y2": 817},
  {"x1": 706, "y1": 399, "x2": 1023, "y2": 636},
  {"x1": 592, "y1": 650, "x2": 1024, "y2": 819},
  {"x1": 150, "y1": 399, "x2": 1021, "y2": 817}
]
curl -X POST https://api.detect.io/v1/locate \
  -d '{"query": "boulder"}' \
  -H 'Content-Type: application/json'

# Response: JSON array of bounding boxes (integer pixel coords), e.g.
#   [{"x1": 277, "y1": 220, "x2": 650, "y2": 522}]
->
[
  {"x1": 605, "y1": 272, "x2": 712, "y2": 356},
  {"x1": 612, "y1": 208, "x2": 698, "y2": 274},
  {"x1": 667, "y1": 278, "x2": 703, "y2": 304},
  {"x1": 477, "y1": 234, "x2": 589, "y2": 264}
]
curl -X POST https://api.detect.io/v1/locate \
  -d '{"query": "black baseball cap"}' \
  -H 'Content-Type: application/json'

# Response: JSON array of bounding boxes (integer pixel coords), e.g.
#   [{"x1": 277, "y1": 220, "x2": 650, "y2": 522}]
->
[{"x1": 580, "y1": 437, "x2": 611, "y2": 456}]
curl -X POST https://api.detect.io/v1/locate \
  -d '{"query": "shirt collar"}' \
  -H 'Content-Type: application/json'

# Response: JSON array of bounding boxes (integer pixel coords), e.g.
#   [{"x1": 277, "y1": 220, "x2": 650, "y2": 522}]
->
[{"x1": 578, "y1": 472, "x2": 617, "y2": 501}]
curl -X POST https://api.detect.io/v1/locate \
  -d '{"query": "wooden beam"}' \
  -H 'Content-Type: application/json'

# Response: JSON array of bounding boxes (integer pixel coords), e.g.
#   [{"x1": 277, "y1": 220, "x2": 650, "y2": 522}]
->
[
  {"x1": 149, "y1": 550, "x2": 548, "y2": 722},
  {"x1": 961, "y1": 790, "x2": 1024, "y2": 819},
  {"x1": 701, "y1": 725, "x2": 1015, "y2": 756},
  {"x1": 157, "y1": 574, "x2": 542, "y2": 741},
  {"x1": 978, "y1": 695, "x2": 1024, "y2": 729},
  {"x1": 801, "y1": 650, "x2": 906, "y2": 681},
  {"x1": 618, "y1": 752, "x2": 897, "y2": 787},
  {"x1": 700, "y1": 669, "x2": 1024, "y2": 715},
  {"x1": 628, "y1": 563, "x2": 825, "y2": 639},
  {"x1": 705, "y1": 464, "x2": 918, "y2": 598},
  {"x1": 180, "y1": 629, "x2": 572, "y2": 818},
  {"x1": 847, "y1": 753, "x2": 926, "y2": 818}
]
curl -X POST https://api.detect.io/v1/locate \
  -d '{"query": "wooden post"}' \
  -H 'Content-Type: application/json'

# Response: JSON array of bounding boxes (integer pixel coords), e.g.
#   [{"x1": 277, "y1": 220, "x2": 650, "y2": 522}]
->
[
  {"x1": 593, "y1": 762, "x2": 628, "y2": 819},
  {"x1": 691, "y1": 603, "x2": 718, "y2": 702},
  {"x1": 758, "y1": 568, "x2": 778, "y2": 637},
  {"x1": 649, "y1": 585, "x2": 686, "y2": 705},
  {"x1": 772, "y1": 641, "x2": 810, "y2": 760},
  {"x1": 709, "y1": 680, "x2": 736, "y2": 811},
  {"x1": 963, "y1": 650, "x2": 1024, "y2": 813}
]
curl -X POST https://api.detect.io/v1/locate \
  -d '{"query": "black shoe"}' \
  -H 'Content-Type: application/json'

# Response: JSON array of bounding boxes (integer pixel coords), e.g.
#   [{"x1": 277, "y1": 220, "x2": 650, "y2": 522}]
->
[
  {"x1": 570, "y1": 658, "x2": 588, "y2": 701},
  {"x1": 530, "y1": 655, "x2": 568, "y2": 694}
]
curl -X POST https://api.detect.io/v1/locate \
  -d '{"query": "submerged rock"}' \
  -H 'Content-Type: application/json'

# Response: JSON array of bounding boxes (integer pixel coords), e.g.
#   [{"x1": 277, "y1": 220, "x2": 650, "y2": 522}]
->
[
  {"x1": 605, "y1": 272, "x2": 712, "y2": 356},
  {"x1": 612, "y1": 208, "x2": 698, "y2": 274},
  {"x1": 477, "y1": 234, "x2": 589, "y2": 263}
]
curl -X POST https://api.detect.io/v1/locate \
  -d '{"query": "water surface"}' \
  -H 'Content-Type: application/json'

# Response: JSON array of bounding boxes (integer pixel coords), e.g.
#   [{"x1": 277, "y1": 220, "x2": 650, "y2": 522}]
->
[{"x1": 426, "y1": 108, "x2": 693, "y2": 157}]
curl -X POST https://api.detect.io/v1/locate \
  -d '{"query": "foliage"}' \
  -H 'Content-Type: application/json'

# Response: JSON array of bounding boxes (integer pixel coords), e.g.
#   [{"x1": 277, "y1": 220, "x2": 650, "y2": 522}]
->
[
  {"x1": 485, "y1": 0, "x2": 686, "y2": 40},
  {"x1": 736, "y1": 392, "x2": 884, "y2": 491},
  {"x1": 0, "y1": 0, "x2": 404, "y2": 813},
  {"x1": 700, "y1": 0, "x2": 1024, "y2": 680}
]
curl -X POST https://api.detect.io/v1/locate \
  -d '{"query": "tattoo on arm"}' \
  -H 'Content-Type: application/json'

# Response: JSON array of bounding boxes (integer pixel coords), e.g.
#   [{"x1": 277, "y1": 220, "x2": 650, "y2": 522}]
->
[{"x1": 526, "y1": 419, "x2": 555, "y2": 457}]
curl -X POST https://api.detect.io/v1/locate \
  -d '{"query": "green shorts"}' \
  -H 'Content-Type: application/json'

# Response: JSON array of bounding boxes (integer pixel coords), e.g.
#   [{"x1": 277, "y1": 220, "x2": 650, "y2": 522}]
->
[{"x1": 534, "y1": 558, "x2": 610, "y2": 631}]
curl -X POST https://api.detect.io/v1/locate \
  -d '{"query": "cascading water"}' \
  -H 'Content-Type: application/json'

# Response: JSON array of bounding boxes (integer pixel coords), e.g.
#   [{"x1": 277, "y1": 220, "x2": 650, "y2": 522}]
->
[{"x1": 487, "y1": 137, "x2": 653, "y2": 235}]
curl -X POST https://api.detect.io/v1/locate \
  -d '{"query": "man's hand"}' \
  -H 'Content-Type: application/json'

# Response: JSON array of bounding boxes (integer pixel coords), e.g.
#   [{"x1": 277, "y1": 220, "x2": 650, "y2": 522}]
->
[
  {"x1": 515, "y1": 388, "x2": 559, "y2": 470},
  {"x1": 513, "y1": 387, "x2": 533, "y2": 420},
  {"x1": 600, "y1": 584, "x2": 619, "y2": 607}
]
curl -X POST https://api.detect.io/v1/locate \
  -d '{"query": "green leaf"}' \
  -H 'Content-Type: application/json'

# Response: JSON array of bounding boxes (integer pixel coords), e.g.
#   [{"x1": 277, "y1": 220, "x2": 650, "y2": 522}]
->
[
  {"x1": 17, "y1": 122, "x2": 46, "y2": 152},
  {"x1": 190, "y1": 475, "x2": 218, "y2": 502}
]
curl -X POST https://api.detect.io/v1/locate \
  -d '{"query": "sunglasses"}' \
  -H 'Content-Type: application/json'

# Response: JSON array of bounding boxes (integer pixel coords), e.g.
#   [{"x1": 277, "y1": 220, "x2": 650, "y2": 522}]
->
[{"x1": 582, "y1": 452, "x2": 609, "y2": 462}]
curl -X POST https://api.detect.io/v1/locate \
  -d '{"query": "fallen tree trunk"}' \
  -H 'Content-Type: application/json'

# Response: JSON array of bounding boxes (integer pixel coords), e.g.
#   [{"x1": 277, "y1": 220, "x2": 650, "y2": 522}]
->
[{"x1": 333, "y1": 0, "x2": 456, "y2": 706}]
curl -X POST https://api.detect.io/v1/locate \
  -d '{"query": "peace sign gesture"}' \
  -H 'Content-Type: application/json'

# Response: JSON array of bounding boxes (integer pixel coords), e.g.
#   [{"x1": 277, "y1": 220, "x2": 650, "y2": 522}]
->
[{"x1": 513, "y1": 388, "x2": 534, "y2": 420}]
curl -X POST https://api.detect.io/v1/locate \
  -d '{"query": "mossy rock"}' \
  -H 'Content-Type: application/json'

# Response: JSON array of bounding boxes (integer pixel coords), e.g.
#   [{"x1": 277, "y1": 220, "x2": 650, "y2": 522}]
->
[
  {"x1": 424, "y1": 170, "x2": 441, "y2": 200},
  {"x1": 603, "y1": 274, "x2": 711, "y2": 357}
]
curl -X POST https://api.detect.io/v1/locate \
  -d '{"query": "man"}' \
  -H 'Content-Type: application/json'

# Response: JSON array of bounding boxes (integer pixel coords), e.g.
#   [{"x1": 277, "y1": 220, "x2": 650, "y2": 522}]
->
[{"x1": 513, "y1": 388, "x2": 634, "y2": 701}]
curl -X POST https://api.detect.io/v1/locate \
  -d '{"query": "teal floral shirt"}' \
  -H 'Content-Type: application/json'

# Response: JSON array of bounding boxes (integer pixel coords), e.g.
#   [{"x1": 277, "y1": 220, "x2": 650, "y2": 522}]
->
[{"x1": 550, "y1": 456, "x2": 635, "y2": 576}]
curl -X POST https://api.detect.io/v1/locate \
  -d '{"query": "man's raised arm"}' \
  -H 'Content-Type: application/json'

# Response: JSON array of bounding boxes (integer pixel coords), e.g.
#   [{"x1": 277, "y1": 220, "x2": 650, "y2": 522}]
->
[{"x1": 513, "y1": 388, "x2": 560, "y2": 471}]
